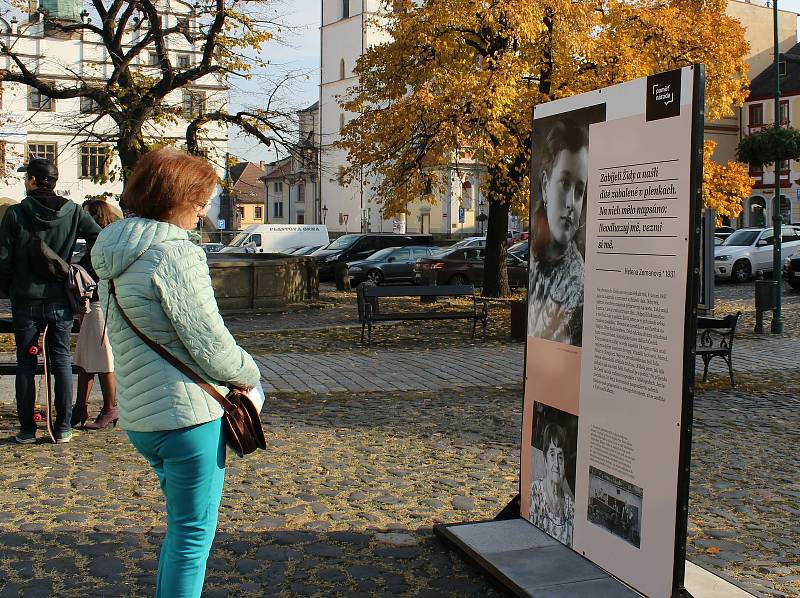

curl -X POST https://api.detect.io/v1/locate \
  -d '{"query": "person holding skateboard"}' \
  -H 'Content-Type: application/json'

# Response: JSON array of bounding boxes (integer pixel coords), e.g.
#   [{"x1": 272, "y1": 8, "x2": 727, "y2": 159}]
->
[{"x1": 0, "y1": 159, "x2": 101, "y2": 444}]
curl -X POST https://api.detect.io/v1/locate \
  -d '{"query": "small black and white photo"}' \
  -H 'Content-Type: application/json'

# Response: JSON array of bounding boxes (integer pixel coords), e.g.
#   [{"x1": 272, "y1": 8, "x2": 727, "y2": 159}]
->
[
  {"x1": 587, "y1": 466, "x2": 643, "y2": 549},
  {"x1": 528, "y1": 402, "x2": 579, "y2": 547},
  {"x1": 527, "y1": 104, "x2": 606, "y2": 346}
]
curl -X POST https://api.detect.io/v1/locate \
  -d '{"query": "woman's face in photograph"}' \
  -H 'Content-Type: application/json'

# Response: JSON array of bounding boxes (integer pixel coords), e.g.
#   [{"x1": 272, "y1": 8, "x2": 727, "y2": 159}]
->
[
  {"x1": 542, "y1": 147, "x2": 588, "y2": 247},
  {"x1": 544, "y1": 440, "x2": 565, "y2": 484}
]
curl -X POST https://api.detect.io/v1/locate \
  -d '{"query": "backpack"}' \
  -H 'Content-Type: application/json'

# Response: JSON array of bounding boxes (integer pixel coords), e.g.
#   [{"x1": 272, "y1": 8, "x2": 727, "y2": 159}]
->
[{"x1": 22, "y1": 212, "x2": 95, "y2": 319}]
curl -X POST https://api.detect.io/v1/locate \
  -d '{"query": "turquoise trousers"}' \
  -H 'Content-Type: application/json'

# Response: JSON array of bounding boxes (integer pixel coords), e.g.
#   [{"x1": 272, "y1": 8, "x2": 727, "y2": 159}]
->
[{"x1": 128, "y1": 418, "x2": 226, "y2": 598}]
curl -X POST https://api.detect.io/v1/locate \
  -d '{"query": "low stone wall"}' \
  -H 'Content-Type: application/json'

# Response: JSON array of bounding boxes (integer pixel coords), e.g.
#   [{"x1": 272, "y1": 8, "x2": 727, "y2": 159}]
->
[{"x1": 207, "y1": 254, "x2": 319, "y2": 311}]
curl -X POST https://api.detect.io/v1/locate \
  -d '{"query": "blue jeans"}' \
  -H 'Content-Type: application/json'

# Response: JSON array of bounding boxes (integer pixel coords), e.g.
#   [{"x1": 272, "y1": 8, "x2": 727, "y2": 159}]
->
[
  {"x1": 12, "y1": 302, "x2": 74, "y2": 436},
  {"x1": 127, "y1": 419, "x2": 226, "y2": 598}
]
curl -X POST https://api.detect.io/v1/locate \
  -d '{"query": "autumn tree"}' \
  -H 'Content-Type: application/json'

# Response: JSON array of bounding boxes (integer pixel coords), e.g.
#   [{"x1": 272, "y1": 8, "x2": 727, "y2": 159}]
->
[
  {"x1": 339, "y1": 0, "x2": 749, "y2": 296},
  {"x1": 0, "y1": 0, "x2": 294, "y2": 183},
  {"x1": 703, "y1": 140, "x2": 752, "y2": 225}
]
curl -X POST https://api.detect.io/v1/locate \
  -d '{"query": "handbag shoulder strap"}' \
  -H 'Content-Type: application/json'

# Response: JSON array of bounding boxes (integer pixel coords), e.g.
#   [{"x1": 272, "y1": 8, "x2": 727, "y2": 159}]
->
[{"x1": 108, "y1": 279, "x2": 233, "y2": 410}]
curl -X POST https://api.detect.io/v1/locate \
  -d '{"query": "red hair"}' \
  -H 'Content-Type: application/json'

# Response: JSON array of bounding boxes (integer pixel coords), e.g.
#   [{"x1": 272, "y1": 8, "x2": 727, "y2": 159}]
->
[{"x1": 122, "y1": 147, "x2": 217, "y2": 222}]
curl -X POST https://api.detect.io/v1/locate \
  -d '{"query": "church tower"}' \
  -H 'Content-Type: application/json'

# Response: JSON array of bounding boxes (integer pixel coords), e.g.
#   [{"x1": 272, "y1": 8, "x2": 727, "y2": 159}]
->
[{"x1": 319, "y1": 0, "x2": 392, "y2": 233}]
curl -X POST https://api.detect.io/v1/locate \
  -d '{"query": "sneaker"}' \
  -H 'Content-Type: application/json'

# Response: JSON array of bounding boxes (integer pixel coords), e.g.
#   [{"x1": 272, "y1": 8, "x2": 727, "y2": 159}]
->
[
  {"x1": 15, "y1": 432, "x2": 37, "y2": 444},
  {"x1": 55, "y1": 430, "x2": 73, "y2": 444}
]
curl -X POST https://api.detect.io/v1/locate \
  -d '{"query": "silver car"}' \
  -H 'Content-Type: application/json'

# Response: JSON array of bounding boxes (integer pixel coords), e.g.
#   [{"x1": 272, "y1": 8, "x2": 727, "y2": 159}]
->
[{"x1": 714, "y1": 226, "x2": 800, "y2": 282}]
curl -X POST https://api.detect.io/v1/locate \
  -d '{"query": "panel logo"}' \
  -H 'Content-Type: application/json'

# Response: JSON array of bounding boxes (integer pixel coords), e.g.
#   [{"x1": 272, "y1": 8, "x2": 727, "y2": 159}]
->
[{"x1": 646, "y1": 69, "x2": 682, "y2": 121}]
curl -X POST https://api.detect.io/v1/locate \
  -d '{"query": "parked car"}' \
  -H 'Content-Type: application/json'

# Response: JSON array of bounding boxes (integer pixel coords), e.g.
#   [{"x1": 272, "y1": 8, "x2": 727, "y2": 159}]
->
[
  {"x1": 201, "y1": 242, "x2": 225, "y2": 254},
  {"x1": 312, "y1": 233, "x2": 434, "y2": 280},
  {"x1": 347, "y1": 246, "x2": 438, "y2": 285},
  {"x1": 784, "y1": 245, "x2": 800, "y2": 290},
  {"x1": 714, "y1": 226, "x2": 800, "y2": 282},
  {"x1": 293, "y1": 245, "x2": 325, "y2": 256},
  {"x1": 414, "y1": 246, "x2": 528, "y2": 288},
  {"x1": 714, "y1": 226, "x2": 736, "y2": 241},
  {"x1": 220, "y1": 224, "x2": 329, "y2": 254},
  {"x1": 509, "y1": 240, "x2": 529, "y2": 262}
]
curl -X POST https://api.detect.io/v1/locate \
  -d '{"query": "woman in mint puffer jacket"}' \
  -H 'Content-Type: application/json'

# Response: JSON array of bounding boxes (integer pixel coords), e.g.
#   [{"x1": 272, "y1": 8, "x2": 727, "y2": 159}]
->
[{"x1": 92, "y1": 148, "x2": 261, "y2": 598}]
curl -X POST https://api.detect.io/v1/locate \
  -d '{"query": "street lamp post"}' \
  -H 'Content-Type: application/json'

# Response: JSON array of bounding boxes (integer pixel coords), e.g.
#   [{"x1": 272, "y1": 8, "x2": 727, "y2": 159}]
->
[{"x1": 772, "y1": 0, "x2": 784, "y2": 333}]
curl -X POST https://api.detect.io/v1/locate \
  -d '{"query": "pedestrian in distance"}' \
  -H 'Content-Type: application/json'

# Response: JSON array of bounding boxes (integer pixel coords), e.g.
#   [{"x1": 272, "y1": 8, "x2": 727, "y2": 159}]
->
[
  {"x1": 91, "y1": 147, "x2": 261, "y2": 598},
  {"x1": 0, "y1": 158, "x2": 101, "y2": 444},
  {"x1": 71, "y1": 200, "x2": 120, "y2": 430}
]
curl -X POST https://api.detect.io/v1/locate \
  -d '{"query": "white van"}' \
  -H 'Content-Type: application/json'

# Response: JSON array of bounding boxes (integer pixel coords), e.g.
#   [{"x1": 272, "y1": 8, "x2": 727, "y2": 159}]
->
[{"x1": 220, "y1": 224, "x2": 330, "y2": 254}]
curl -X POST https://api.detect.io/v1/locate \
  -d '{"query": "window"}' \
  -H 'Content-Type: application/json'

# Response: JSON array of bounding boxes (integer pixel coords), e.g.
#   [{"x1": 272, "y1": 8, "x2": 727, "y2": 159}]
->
[
  {"x1": 342, "y1": 0, "x2": 349, "y2": 19},
  {"x1": 749, "y1": 163, "x2": 763, "y2": 176},
  {"x1": 177, "y1": 54, "x2": 191, "y2": 68},
  {"x1": 27, "y1": 142, "x2": 57, "y2": 164},
  {"x1": 0, "y1": 141, "x2": 5, "y2": 177},
  {"x1": 339, "y1": 112, "x2": 345, "y2": 132},
  {"x1": 778, "y1": 159, "x2": 789, "y2": 174},
  {"x1": 28, "y1": 87, "x2": 53, "y2": 111},
  {"x1": 749, "y1": 104, "x2": 763, "y2": 126},
  {"x1": 147, "y1": 51, "x2": 160, "y2": 66},
  {"x1": 254, "y1": 206, "x2": 262, "y2": 220},
  {"x1": 392, "y1": 248, "x2": 411, "y2": 260},
  {"x1": 80, "y1": 96, "x2": 101, "y2": 113},
  {"x1": 779, "y1": 59, "x2": 787, "y2": 77},
  {"x1": 780, "y1": 100, "x2": 789, "y2": 125},
  {"x1": 339, "y1": 59, "x2": 346, "y2": 80},
  {"x1": 298, "y1": 182, "x2": 305, "y2": 202},
  {"x1": 181, "y1": 90, "x2": 206, "y2": 118},
  {"x1": 79, "y1": 144, "x2": 110, "y2": 179},
  {"x1": 273, "y1": 181, "x2": 283, "y2": 193},
  {"x1": 237, "y1": 206, "x2": 244, "y2": 220},
  {"x1": 273, "y1": 201, "x2": 284, "y2": 218},
  {"x1": 177, "y1": 16, "x2": 197, "y2": 38},
  {"x1": 296, "y1": 213, "x2": 305, "y2": 224},
  {"x1": 462, "y1": 181, "x2": 473, "y2": 210}
]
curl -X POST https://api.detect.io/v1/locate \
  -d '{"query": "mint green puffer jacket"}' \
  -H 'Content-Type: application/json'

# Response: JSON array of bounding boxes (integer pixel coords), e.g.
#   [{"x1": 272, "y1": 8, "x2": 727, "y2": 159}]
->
[{"x1": 92, "y1": 217, "x2": 261, "y2": 432}]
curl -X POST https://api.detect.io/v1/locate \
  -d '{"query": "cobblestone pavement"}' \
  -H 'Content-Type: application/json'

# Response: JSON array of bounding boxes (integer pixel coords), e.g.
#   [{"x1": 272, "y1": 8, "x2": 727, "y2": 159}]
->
[
  {"x1": 255, "y1": 347, "x2": 523, "y2": 394},
  {"x1": 0, "y1": 284, "x2": 798, "y2": 597}
]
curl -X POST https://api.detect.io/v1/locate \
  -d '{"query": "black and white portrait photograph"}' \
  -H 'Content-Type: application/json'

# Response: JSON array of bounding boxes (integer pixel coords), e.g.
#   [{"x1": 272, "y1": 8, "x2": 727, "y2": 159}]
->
[
  {"x1": 527, "y1": 104, "x2": 606, "y2": 346},
  {"x1": 588, "y1": 466, "x2": 643, "y2": 549},
  {"x1": 528, "y1": 402, "x2": 579, "y2": 547}
]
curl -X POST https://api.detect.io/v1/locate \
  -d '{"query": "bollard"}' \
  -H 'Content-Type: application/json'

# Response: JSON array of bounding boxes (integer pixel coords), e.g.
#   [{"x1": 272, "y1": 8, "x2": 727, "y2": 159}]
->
[
  {"x1": 333, "y1": 261, "x2": 351, "y2": 291},
  {"x1": 754, "y1": 279, "x2": 777, "y2": 334},
  {"x1": 510, "y1": 300, "x2": 526, "y2": 339}
]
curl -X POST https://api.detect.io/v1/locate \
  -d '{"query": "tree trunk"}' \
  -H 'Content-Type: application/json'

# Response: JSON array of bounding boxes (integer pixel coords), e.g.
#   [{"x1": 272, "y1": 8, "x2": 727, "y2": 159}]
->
[
  {"x1": 115, "y1": 130, "x2": 148, "y2": 210},
  {"x1": 483, "y1": 199, "x2": 510, "y2": 297}
]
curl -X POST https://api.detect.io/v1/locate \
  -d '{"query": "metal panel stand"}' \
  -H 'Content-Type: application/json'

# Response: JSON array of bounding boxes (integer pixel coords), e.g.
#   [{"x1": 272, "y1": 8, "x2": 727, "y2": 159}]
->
[{"x1": 435, "y1": 519, "x2": 756, "y2": 598}]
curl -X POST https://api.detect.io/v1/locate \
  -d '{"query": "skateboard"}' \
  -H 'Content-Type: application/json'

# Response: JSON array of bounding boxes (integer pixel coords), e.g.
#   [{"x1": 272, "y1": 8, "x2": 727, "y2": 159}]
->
[{"x1": 29, "y1": 326, "x2": 56, "y2": 443}]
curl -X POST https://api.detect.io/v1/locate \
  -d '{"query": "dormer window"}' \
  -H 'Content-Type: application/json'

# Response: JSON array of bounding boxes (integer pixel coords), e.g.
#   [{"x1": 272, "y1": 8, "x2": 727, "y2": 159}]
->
[{"x1": 779, "y1": 59, "x2": 787, "y2": 77}]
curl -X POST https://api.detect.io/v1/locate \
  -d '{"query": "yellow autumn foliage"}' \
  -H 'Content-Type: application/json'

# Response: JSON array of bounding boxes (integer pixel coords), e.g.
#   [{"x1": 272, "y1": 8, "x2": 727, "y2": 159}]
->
[
  {"x1": 339, "y1": 0, "x2": 750, "y2": 220},
  {"x1": 703, "y1": 140, "x2": 752, "y2": 225}
]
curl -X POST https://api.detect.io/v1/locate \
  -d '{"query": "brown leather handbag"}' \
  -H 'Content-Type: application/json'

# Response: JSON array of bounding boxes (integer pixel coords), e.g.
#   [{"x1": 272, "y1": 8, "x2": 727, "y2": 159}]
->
[{"x1": 108, "y1": 280, "x2": 266, "y2": 457}]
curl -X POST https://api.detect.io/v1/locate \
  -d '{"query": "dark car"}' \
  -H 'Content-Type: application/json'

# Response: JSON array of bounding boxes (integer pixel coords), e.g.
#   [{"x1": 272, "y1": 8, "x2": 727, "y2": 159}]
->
[
  {"x1": 347, "y1": 246, "x2": 438, "y2": 285},
  {"x1": 312, "y1": 233, "x2": 434, "y2": 280},
  {"x1": 787, "y1": 252, "x2": 800, "y2": 290},
  {"x1": 414, "y1": 247, "x2": 528, "y2": 288}
]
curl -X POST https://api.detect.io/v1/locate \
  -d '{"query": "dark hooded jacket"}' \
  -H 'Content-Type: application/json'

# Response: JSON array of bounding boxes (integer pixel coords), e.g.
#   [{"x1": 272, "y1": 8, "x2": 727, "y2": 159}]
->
[{"x1": 0, "y1": 188, "x2": 101, "y2": 305}]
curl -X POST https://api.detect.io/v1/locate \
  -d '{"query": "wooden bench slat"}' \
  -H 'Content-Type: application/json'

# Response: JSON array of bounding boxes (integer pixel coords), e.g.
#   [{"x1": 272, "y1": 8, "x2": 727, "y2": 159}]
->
[
  {"x1": 370, "y1": 312, "x2": 476, "y2": 322},
  {"x1": 356, "y1": 283, "x2": 488, "y2": 346},
  {"x1": 361, "y1": 284, "x2": 476, "y2": 298},
  {"x1": 695, "y1": 311, "x2": 740, "y2": 388}
]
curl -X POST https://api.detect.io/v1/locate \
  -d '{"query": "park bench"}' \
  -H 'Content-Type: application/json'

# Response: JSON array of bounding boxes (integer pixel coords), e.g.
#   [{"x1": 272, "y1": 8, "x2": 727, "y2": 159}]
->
[
  {"x1": 0, "y1": 318, "x2": 80, "y2": 375},
  {"x1": 356, "y1": 284, "x2": 488, "y2": 347},
  {"x1": 696, "y1": 311, "x2": 741, "y2": 388}
]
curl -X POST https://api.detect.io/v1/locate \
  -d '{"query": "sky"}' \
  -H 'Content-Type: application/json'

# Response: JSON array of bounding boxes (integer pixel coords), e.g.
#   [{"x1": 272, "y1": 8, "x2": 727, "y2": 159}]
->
[
  {"x1": 228, "y1": 0, "x2": 800, "y2": 163},
  {"x1": 227, "y1": 0, "x2": 321, "y2": 163}
]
